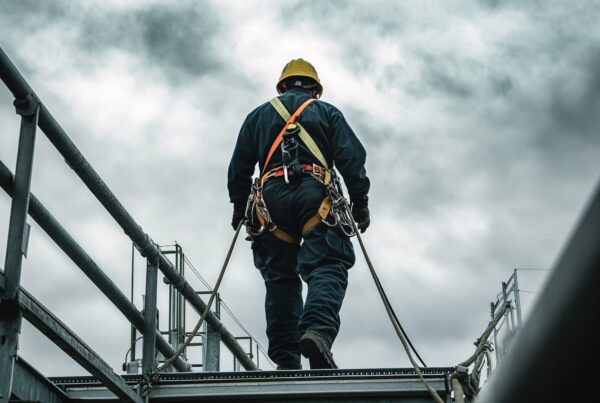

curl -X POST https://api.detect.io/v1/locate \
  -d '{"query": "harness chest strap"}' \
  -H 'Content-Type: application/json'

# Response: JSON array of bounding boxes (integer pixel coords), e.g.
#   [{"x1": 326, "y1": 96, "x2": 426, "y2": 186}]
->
[
  {"x1": 269, "y1": 97, "x2": 329, "y2": 170},
  {"x1": 255, "y1": 97, "x2": 333, "y2": 244},
  {"x1": 261, "y1": 98, "x2": 315, "y2": 177}
]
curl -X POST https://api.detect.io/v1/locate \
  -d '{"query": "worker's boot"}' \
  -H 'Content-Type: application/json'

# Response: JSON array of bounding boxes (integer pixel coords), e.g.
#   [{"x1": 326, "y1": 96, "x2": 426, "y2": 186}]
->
[{"x1": 299, "y1": 330, "x2": 338, "y2": 369}]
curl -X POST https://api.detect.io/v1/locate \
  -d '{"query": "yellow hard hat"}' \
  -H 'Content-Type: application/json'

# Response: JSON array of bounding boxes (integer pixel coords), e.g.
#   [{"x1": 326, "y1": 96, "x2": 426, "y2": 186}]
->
[{"x1": 276, "y1": 58, "x2": 323, "y2": 97}]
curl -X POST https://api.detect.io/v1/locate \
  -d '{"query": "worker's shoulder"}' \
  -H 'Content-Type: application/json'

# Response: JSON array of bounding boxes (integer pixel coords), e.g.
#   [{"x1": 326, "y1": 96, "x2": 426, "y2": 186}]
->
[{"x1": 312, "y1": 98, "x2": 342, "y2": 114}]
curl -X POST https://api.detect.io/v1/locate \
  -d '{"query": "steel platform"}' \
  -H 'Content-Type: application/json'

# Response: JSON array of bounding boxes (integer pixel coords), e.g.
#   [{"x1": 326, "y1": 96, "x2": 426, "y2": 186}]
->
[{"x1": 48, "y1": 368, "x2": 453, "y2": 402}]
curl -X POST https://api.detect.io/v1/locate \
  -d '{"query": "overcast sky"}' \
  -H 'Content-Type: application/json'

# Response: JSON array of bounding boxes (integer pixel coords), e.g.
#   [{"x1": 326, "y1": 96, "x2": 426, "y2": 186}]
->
[{"x1": 1, "y1": 0, "x2": 599, "y2": 377}]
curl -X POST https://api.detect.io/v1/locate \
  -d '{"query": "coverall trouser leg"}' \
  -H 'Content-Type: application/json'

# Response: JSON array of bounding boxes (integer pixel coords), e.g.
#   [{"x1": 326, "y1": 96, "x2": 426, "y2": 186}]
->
[
  {"x1": 251, "y1": 177, "x2": 355, "y2": 368},
  {"x1": 252, "y1": 236, "x2": 302, "y2": 368}
]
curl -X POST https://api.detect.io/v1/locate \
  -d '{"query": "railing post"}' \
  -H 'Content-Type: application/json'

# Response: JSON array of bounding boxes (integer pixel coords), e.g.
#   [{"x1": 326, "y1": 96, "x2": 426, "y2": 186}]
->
[
  {"x1": 1, "y1": 95, "x2": 39, "y2": 299},
  {"x1": 513, "y1": 269, "x2": 523, "y2": 329},
  {"x1": 141, "y1": 258, "x2": 158, "y2": 400},
  {"x1": 501, "y1": 282, "x2": 512, "y2": 334},
  {"x1": 203, "y1": 321, "x2": 220, "y2": 371},
  {"x1": 0, "y1": 94, "x2": 39, "y2": 403},
  {"x1": 130, "y1": 243, "x2": 137, "y2": 363},
  {"x1": 491, "y1": 302, "x2": 499, "y2": 362}
]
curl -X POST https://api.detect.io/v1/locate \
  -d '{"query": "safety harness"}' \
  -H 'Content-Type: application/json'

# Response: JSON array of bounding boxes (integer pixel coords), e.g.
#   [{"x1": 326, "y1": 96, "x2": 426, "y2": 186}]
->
[{"x1": 245, "y1": 97, "x2": 354, "y2": 244}]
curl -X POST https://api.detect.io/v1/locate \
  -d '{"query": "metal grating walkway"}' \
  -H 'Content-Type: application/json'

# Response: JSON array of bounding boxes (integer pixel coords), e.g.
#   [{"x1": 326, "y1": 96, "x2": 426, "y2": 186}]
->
[{"x1": 49, "y1": 368, "x2": 453, "y2": 402}]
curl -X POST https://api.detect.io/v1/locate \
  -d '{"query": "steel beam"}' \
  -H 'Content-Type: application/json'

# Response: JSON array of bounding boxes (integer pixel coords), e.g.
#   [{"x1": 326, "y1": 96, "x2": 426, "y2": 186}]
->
[
  {"x1": 478, "y1": 183, "x2": 600, "y2": 403},
  {"x1": 0, "y1": 161, "x2": 190, "y2": 373},
  {"x1": 0, "y1": 269, "x2": 141, "y2": 402},
  {"x1": 0, "y1": 44, "x2": 256, "y2": 371},
  {"x1": 11, "y1": 357, "x2": 68, "y2": 403}
]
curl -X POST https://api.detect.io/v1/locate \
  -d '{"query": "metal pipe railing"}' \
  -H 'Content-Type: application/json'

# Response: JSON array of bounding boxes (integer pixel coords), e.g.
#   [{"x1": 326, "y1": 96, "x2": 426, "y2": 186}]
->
[
  {"x1": 0, "y1": 161, "x2": 190, "y2": 372},
  {"x1": 0, "y1": 45, "x2": 256, "y2": 370}
]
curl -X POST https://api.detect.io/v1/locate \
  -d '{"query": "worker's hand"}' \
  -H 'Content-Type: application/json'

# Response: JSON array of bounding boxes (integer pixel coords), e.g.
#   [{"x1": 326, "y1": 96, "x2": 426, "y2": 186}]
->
[
  {"x1": 231, "y1": 206, "x2": 246, "y2": 230},
  {"x1": 351, "y1": 205, "x2": 370, "y2": 233}
]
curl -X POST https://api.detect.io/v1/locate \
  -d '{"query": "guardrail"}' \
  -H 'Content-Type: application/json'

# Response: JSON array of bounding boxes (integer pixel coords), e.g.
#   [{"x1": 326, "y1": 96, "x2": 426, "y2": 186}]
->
[
  {"x1": 0, "y1": 45, "x2": 256, "y2": 403},
  {"x1": 452, "y1": 183, "x2": 600, "y2": 402}
]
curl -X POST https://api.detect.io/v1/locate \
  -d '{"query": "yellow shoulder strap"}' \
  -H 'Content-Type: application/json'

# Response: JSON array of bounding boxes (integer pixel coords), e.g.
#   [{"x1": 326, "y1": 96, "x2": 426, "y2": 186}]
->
[{"x1": 269, "y1": 97, "x2": 329, "y2": 169}]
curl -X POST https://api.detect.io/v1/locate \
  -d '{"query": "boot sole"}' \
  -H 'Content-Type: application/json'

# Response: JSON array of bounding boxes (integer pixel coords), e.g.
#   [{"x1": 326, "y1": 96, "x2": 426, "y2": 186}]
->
[{"x1": 299, "y1": 335, "x2": 337, "y2": 369}]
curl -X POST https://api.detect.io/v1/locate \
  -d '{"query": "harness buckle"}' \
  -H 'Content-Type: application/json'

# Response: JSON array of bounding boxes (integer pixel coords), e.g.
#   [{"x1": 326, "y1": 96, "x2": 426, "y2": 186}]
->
[{"x1": 283, "y1": 166, "x2": 290, "y2": 184}]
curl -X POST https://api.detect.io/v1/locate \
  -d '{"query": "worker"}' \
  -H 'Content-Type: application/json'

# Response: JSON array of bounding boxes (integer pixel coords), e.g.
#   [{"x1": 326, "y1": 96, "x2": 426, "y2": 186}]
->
[{"x1": 227, "y1": 58, "x2": 370, "y2": 370}]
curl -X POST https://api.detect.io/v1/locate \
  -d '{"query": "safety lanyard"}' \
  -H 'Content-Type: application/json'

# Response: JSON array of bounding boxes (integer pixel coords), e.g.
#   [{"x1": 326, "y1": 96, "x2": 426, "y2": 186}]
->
[{"x1": 261, "y1": 98, "x2": 315, "y2": 177}]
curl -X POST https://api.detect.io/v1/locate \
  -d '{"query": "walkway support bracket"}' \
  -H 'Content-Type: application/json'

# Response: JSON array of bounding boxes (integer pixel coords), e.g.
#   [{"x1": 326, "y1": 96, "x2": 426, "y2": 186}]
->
[
  {"x1": 0, "y1": 269, "x2": 142, "y2": 403},
  {"x1": 12, "y1": 357, "x2": 69, "y2": 403}
]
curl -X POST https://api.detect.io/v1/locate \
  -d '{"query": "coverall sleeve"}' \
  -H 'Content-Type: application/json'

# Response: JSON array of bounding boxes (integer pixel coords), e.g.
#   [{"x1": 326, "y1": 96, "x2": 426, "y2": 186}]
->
[
  {"x1": 227, "y1": 118, "x2": 257, "y2": 209},
  {"x1": 330, "y1": 108, "x2": 370, "y2": 208}
]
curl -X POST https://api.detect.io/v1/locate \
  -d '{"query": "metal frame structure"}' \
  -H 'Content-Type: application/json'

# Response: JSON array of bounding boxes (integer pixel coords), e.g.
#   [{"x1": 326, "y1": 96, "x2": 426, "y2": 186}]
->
[
  {"x1": 163, "y1": 244, "x2": 187, "y2": 353},
  {"x1": 477, "y1": 184, "x2": 600, "y2": 402},
  {"x1": 488, "y1": 270, "x2": 523, "y2": 363},
  {"x1": 450, "y1": 272, "x2": 525, "y2": 400},
  {"x1": 0, "y1": 45, "x2": 256, "y2": 402}
]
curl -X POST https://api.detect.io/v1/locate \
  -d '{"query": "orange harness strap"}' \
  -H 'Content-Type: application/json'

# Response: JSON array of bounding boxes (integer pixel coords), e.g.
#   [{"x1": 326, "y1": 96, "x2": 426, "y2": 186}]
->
[
  {"x1": 254, "y1": 97, "x2": 326, "y2": 245},
  {"x1": 261, "y1": 98, "x2": 315, "y2": 177}
]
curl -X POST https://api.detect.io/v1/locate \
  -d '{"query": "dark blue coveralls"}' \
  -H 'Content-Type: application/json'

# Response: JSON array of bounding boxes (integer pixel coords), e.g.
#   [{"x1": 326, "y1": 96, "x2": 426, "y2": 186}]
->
[{"x1": 228, "y1": 87, "x2": 370, "y2": 369}]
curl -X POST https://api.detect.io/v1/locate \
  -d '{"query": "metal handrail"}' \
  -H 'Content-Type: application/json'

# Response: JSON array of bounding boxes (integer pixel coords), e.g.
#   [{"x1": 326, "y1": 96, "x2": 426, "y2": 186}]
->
[
  {"x1": 0, "y1": 45, "x2": 256, "y2": 371},
  {"x1": 0, "y1": 161, "x2": 189, "y2": 373}
]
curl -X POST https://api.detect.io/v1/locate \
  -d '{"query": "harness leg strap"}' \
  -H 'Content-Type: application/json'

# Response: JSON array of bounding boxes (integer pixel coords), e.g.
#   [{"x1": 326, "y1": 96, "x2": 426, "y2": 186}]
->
[
  {"x1": 256, "y1": 209, "x2": 301, "y2": 245},
  {"x1": 302, "y1": 196, "x2": 332, "y2": 235},
  {"x1": 272, "y1": 228, "x2": 301, "y2": 245}
]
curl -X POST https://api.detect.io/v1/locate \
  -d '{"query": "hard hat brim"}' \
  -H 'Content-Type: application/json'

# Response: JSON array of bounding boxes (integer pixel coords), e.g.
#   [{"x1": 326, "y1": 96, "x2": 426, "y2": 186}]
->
[{"x1": 276, "y1": 76, "x2": 323, "y2": 97}]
